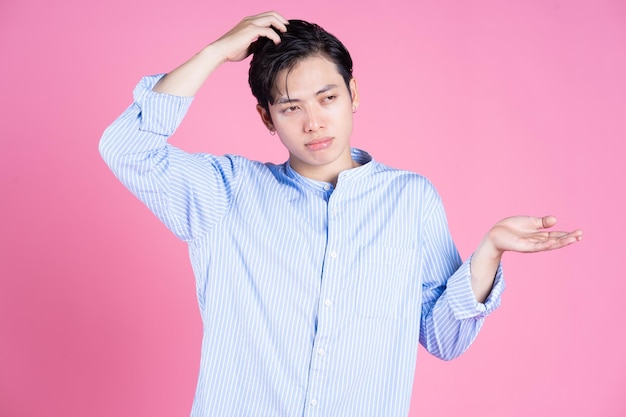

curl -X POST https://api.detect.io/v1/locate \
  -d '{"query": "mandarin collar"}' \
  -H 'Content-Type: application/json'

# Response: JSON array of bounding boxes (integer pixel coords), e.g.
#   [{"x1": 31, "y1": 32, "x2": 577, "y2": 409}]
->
[{"x1": 284, "y1": 148, "x2": 375, "y2": 194}]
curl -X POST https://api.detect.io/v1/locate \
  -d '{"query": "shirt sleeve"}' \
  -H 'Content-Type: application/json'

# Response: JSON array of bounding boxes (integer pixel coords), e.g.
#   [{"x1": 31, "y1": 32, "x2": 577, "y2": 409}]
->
[
  {"x1": 99, "y1": 74, "x2": 241, "y2": 242},
  {"x1": 418, "y1": 184, "x2": 505, "y2": 360}
]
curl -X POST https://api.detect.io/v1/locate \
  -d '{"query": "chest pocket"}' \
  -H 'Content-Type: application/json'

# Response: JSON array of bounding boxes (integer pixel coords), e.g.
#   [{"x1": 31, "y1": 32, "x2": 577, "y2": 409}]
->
[{"x1": 355, "y1": 246, "x2": 417, "y2": 319}]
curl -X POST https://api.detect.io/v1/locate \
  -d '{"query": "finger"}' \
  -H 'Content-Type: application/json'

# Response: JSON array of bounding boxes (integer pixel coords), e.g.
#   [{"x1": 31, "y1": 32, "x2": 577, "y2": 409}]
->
[
  {"x1": 253, "y1": 26, "x2": 283, "y2": 45},
  {"x1": 561, "y1": 229, "x2": 583, "y2": 243},
  {"x1": 542, "y1": 229, "x2": 583, "y2": 245},
  {"x1": 529, "y1": 230, "x2": 579, "y2": 243},
  {"x1": 253, "y1": 10, "x2": 289, "y2": 24},
  {"x1": 265, "y1": 11, "x2": 290, "y2": 27},
  {"x1": 245, "y1": 19, "x2": 288, "y2": 46},
  {"x1": 539, "y1": 232, "x2": 583, "y2": 251},
  {"x1": 247, "y1": 11, "x2": 289, "y2": 33},
  {"x1": 554, "y1": 235, "x2": 582, "y2": 248},
  {"x1": 540, "y1": 215, "x2": 557, "y2": 229},
  {"x1": 547, "y1": 231, "x2": 570, "y2": 239}
]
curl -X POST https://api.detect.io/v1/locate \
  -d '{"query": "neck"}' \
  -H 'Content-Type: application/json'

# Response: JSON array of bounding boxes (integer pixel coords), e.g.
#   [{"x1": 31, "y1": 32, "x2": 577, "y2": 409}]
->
[{"x1": 291, "y1": 159, "x2": 360, "y2": 186}]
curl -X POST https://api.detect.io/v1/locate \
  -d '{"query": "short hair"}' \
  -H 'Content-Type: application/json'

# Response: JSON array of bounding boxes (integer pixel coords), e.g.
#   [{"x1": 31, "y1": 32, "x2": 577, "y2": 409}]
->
[{"x1": 248, "y1": 19, "x2": 354, "y2": 112}]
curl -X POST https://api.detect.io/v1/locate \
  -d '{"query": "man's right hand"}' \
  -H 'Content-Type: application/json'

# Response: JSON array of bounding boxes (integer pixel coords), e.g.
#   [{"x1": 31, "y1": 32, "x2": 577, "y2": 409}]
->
[
  {"x1": 212, "y1": 11, "x2": 289, "y2": 64},
  {"x1": 153, "y1": 11, "x2": 289, "y2": 97}
]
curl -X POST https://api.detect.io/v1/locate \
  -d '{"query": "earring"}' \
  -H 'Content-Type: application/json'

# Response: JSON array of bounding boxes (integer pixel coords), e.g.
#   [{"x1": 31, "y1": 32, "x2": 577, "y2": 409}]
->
[{"x1": 269, "y1": 129, "x2": 276, "y2": 136}]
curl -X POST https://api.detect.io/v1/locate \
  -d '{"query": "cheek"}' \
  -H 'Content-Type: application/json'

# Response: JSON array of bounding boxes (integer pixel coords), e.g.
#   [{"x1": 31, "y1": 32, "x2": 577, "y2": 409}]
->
[
  {"x1": 333, "y1": 108, "x2": 355, "y2": 129},
  {"x1": 274, "y1": 118, "x2": 300, "y2": 135}
]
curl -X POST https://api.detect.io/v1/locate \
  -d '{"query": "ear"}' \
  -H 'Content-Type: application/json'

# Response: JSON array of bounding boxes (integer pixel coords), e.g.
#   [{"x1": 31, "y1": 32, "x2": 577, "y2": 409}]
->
[
  {"x1": 256, "y1": 104, "x2": 274, "y2": 132},
  {"x1": 349, "y1": 78, "x2": 360, "y2": 111}
]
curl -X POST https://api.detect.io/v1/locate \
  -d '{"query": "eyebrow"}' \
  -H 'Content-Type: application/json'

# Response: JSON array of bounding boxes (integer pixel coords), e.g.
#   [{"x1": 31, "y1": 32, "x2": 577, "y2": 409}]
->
[{"x1": 275, "y1": 84, "x2": 339, "y2": 105}]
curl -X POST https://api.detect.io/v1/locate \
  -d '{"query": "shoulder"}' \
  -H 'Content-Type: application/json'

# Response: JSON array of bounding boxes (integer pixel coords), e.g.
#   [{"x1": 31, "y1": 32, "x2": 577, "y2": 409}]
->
[{"x1": 369, "y1": 160, "x2": 440, "y2": 199}]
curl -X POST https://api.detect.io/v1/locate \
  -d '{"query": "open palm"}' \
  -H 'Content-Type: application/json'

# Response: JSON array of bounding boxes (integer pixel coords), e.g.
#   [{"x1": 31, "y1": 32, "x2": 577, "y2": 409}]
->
[{"x1": 489, "y1": 215, "x2": 583, "y2": 254}]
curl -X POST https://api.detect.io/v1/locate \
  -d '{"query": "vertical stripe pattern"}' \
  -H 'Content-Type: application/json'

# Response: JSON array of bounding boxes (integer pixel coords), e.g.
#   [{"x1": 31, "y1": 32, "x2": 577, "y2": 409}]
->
[{"x1": 99, "y1": 75, "x2": 505, "y2": 417}]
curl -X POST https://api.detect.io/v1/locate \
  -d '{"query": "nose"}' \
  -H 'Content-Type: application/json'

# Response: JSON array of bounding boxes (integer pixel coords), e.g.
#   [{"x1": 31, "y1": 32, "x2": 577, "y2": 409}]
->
[{"x1": 304, "y1": 107, "x2": 325, "y2": 132}]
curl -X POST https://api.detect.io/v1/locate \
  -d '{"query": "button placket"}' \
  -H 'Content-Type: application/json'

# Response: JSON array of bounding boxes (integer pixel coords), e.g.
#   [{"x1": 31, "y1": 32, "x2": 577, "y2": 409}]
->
[{"x1": 304, "y1": 191, "x2": 344, "y2": 414}]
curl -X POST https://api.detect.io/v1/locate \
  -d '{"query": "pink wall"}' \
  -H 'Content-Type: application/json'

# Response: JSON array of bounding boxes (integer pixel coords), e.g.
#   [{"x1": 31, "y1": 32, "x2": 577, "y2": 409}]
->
[{"x1": 1, "y1": 0, "x2": 624, "y2": 416}]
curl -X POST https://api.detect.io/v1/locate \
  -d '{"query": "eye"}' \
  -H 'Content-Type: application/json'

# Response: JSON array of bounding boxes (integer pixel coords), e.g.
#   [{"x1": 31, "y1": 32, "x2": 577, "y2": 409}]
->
[
  {"x1": 323, "y1": 95, "x2": 337, "y2": 103},
  {"x1": 282, "y1": 105, "x2": 300, "y2": 114}
]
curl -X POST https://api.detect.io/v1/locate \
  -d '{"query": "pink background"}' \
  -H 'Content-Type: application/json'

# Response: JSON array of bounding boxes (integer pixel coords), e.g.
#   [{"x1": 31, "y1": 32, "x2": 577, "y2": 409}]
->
[{"x1": 1, "y1": 0, "x2": 624, "y2": 416}]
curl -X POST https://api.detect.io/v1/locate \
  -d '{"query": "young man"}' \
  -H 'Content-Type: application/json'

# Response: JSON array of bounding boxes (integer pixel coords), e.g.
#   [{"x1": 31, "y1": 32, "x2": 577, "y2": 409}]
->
[{"x1": 100, "y1": 11, "x2": 582, "y2": 417}]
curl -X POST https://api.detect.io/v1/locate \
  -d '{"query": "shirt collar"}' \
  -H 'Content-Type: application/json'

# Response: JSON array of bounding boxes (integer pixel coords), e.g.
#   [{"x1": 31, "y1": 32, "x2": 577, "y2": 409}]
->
[{"x1": 284, "y1": 148, "x2": 375, "y2": 194}]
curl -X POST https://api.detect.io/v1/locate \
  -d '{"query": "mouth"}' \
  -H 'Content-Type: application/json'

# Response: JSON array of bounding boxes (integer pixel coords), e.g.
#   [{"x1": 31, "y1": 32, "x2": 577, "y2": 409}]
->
[{"x1": 305, "y1": 137, "x2": 333, "y2": 151}]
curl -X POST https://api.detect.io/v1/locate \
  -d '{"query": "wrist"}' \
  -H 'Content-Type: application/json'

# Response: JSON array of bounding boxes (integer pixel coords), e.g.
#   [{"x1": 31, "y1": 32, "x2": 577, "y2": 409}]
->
[
  {"x1": 470, "y1": 235, "x2": 502, "y2": 303},
  {"x1": 199, "y1": 43, "x2": 228, "y2": 65},
  {"x1": 477, "y1": 232, "x2": 504, "y2": 262}
]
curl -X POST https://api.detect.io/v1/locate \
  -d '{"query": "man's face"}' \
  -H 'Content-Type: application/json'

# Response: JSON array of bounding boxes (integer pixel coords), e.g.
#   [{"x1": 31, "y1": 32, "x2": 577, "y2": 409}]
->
[{"x1": 257, "y1": 55, "x2": 359, "y2": 182}]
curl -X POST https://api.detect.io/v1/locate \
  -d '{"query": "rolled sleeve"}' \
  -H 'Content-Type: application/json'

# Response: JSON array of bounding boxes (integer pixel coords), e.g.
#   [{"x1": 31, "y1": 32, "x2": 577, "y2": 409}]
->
[
  {"x1": 133, "y1": 74, "x2": 194, "y2": 136},
  {"x1": 446, "y1": 257, "x2": 505, "y2": 320}
]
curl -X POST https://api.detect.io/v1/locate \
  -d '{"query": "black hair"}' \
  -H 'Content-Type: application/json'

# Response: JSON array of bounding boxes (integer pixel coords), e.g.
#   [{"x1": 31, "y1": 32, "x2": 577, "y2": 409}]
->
[{"x1": 248, "y1": 19, "x2": 354, "y2": 112}]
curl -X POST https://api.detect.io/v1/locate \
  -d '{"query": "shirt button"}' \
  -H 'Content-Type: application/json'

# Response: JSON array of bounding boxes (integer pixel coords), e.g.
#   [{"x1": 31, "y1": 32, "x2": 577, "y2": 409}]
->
[
  {"x1": 317, "y1": 348, "x2": 326, "y2": 356},
  {"x1": 323, "y1": 184, "x2": 331, "y2": 191},
  {"x1": 329, "y1": 251, "x2": 337, "y2": 259},
  {"x1": 310, "y1": 399, "x2": 318, "y2": 407},
  {"x1": 324, "y1": 299, "x2": 332, "y2": 307}
]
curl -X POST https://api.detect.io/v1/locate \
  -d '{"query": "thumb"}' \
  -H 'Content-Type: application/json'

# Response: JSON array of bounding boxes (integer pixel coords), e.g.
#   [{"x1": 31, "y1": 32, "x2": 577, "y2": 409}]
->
[{"x1": 540, "y1": 215, "x2": 557, "y2": 229}]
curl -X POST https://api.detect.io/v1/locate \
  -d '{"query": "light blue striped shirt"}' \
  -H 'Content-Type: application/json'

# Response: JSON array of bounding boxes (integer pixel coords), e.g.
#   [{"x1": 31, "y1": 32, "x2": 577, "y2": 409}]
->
[{"x1": 100, "y1": 75, "x2": 504, "y2": 417}]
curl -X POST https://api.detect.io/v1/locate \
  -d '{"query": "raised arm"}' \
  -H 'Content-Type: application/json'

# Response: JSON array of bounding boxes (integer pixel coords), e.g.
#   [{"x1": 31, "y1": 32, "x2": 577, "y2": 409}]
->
[
  {"x1": 99, "y1": 12, "x2": 289, "y2": 242},
  {"x1": 153, "y1": 11, "x2": 289, "y2": 97}
]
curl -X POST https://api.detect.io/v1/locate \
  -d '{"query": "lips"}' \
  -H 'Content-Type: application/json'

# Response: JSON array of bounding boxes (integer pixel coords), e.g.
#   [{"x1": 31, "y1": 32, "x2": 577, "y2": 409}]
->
[{"x1": 305, "y1": 137, "x2": 333, "y2": 151}]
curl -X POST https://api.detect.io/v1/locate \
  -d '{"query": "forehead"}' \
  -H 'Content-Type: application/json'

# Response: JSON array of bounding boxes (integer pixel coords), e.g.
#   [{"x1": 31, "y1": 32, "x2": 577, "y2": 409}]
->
[{"x1": 272, "y1": 55, "x2": 345, "y2": 99}]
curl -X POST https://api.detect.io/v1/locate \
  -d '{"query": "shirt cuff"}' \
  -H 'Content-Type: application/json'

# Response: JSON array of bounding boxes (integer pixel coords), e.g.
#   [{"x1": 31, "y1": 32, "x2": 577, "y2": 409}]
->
[
  {"x1": 133, "y1": 74, "x2": 195, "y2": 136},
  {"x1": 446, "y1": 256, "x2": 505, "y2": 320}
]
